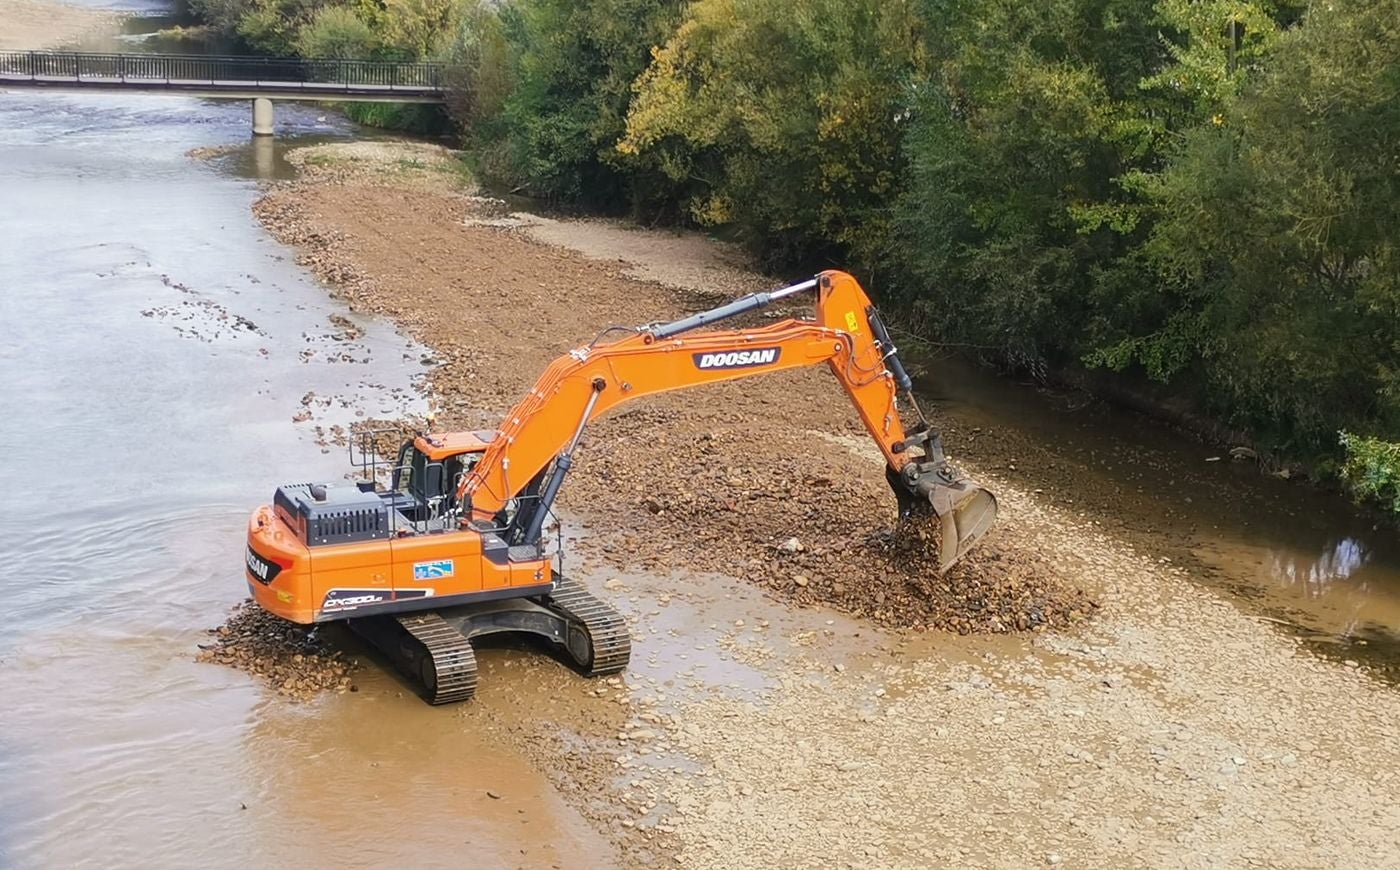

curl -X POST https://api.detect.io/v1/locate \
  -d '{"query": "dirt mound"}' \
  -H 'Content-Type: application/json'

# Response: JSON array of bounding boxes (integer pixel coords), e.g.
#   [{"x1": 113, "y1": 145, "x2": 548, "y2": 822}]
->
[
  {"x1": 869, "y1": 517, "x2": 1095, "y2": 633},
  {"x1": 570, "y1": 415, "x2": 1094, "y2": 632},
  {"x1": 197, "y1": 600, "x2": 357, "y2": 699}
]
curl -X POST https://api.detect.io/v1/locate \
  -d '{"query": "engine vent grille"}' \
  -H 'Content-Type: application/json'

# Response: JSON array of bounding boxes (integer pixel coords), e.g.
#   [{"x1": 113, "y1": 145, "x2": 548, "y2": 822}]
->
[{"x1": 275, "y1": 482, "x2": 390, "y2": 546}]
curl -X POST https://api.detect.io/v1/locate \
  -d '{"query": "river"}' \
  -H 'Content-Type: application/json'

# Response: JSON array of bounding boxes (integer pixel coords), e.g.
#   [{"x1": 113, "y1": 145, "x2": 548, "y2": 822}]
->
[
  {"x1": 4, "y1": 7, "x2": 1400, "y2": 867},
  {"x1": 0, "y1": 81, "x2": 613, "y2": 869},
  {"x1": 919, "y1": 355, "x2": 1400, "y2": 667}
]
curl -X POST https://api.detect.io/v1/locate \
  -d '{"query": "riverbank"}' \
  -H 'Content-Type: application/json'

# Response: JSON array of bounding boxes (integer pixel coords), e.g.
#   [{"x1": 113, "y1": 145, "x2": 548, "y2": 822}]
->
[
  {"x1": 0, "y1": 0, "x2": 118, "y2": 49},
  {"x1": 244, "y1": 141, "x2": 1400, "y2": 867}
]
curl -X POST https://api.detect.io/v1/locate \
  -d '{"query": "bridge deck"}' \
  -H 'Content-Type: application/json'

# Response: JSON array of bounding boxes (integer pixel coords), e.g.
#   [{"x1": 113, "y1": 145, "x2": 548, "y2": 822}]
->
[{"x1": 0, "y1": 51, "x2": 446, "y2": 103}]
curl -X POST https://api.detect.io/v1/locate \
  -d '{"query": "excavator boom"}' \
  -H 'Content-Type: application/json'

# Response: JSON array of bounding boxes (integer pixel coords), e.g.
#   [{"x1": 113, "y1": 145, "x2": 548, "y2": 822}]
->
[{"x1": 455, "y1": 270, "x2": 996, "y2": 570}]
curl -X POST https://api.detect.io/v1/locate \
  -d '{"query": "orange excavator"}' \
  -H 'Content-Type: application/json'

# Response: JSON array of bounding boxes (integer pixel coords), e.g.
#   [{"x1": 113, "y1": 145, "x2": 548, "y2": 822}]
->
[{"x1": 244, "y1": 271, "x2": 997, "y2": 702}]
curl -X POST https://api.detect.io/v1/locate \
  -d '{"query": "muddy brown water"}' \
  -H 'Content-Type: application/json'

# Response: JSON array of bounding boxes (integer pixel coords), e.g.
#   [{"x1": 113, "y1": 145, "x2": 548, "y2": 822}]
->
[{"x1": 915, "y1": 355, "x2": 1400, "y2": 667}]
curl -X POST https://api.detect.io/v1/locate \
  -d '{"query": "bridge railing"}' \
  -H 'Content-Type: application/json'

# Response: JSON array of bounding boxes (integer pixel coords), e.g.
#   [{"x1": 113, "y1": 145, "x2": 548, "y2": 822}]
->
[{"x1": 0, "y1": 51, "x2": 444, "y2": 91}]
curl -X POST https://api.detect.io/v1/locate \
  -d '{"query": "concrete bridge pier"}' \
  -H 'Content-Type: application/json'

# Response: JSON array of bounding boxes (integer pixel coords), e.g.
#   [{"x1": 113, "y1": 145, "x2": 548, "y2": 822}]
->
[
  {"x1": 251, "y1": 134, "x2": 275, "y2": 179},
  {"x1": 252, "y1": 97, "x2": 274, "y2": 136}
]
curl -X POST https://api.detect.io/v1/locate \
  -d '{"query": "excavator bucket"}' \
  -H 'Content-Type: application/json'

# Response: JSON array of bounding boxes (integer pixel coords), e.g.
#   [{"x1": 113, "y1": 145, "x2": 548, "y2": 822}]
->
[
  {"x1": 886, "y1": 453, "x2": 999, "y2": 572},
  {"x1": 918, "y1": 473, "x2": 998, "y2": 572}
]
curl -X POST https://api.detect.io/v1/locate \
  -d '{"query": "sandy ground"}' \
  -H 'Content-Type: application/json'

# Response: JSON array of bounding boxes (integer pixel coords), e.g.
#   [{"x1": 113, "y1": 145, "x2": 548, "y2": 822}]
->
[
  {"x1": 238, "y1": 142, "x2": 1400, "y2": 868},
  {"x1": 0, "y1": 0, "x2": 116, "y2": 50}
]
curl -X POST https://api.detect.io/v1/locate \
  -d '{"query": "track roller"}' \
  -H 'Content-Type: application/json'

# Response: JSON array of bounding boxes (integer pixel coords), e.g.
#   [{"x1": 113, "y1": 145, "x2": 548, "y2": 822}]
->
[{"x1": 348, "y1": 611, "x2": 479, "y2": 704}]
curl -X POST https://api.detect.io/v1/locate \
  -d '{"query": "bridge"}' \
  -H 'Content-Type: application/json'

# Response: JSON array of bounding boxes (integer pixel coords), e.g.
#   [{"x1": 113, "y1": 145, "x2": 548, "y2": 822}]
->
[{"x1": 0, "y1": 51, "x2": 446, "y2": 134}]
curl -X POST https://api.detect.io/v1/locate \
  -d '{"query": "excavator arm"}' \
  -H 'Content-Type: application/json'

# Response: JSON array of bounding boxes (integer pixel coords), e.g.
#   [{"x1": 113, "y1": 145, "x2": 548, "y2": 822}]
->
[{"x1": 453, "y1": 270, "x2": 997, "y2": 571}]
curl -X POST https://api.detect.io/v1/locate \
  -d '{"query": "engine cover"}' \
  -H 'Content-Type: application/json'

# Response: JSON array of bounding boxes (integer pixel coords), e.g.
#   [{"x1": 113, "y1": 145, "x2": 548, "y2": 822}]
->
[{"x1": 274, "y1": 482, "x2": 390, "y2": 546}]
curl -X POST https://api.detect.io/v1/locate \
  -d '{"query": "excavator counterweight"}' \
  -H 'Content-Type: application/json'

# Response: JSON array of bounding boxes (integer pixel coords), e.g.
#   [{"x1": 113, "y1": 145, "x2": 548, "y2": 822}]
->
[{"x1": 244, "y1": 270, "x2": 996, "y2": 702}]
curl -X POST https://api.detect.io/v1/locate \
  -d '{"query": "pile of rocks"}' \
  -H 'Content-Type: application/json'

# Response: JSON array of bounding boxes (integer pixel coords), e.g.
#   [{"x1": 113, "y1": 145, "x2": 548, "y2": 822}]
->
[
  {"x1": 197, "y1": 600, "x2": 357, "y2": 700},
  {"x1": 571, "y1": 418, "x2": 1095, "y2": 634}
]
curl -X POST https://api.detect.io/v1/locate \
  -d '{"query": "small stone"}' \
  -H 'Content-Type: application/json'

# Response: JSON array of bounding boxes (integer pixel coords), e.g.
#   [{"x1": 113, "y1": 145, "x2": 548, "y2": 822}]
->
[
  {"x1": 793, "y1": 575, "x2": 809, "y2": 588},
  {"x1": 1344, "y1": 659, "x2": 1359, "y2": 668},
  {"x1": 486, "y1": 790, "x2": 502, "y2": 799},
  {"x1": 1046, "y1": 853, "x2": 1063, "y2": 865},
  {"x1": 778, "y1": 537, "x2": 804, "y2": 553}
]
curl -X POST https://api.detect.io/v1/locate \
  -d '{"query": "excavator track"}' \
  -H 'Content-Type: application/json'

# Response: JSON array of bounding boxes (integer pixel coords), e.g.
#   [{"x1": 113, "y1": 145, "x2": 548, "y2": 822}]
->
[
  {"x1": 539, "y1": 576, "x2": 631, "y2": 676},
  {"x1": 396, "y1": 612, "x2": 479, "y2": 704},
  {"x1": 349, "y1": 611, "x2": 479, "y2": 705},
  {"x1": 347, "y1": 577, "x2": 627, "y2": 704}
]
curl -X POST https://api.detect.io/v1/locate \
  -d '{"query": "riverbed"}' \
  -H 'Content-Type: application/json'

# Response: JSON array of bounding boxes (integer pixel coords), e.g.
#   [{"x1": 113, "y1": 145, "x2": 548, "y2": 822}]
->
[{"x1": 244, "y1": 144, "x2": 1400, "y2": 867}]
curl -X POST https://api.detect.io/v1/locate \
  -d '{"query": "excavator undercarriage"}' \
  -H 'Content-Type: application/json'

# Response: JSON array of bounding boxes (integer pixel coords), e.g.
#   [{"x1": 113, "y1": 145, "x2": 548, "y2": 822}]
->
[
  {"x1": 243, "y1": 270, "x2": 996, "y2": 704},
  {"x1": 347, "y1": 576, "x2": 630, "y2": 704}
]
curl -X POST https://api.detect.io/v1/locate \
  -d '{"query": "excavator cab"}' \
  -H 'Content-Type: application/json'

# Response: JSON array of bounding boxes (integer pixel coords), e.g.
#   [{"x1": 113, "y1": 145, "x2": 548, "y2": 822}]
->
[{"x1": 389, "y1": 441, "x2": 472, "y2": 525}]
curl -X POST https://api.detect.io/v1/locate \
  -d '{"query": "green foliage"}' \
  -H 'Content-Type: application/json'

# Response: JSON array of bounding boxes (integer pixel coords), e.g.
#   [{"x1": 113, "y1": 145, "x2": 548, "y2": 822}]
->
[
  {"x1": 186, "y1": 0, "x2": 1400, "y2": 487},
  {"x1": 191, "y1": 0, "x2": 456, "y2": 60},
  {"x1": 1340, "y1": 433, "x2": 1400, "y2": 515},
  {"x1": 296, "y1": 6, "x2": 378, "y2": 58},
  {"x1": 888, "y1": 0, "x2": 1171, "y2": 363},
  {"x1": 619, "y1": 0, "x2": 923, "y2": 266},
  {"x1": 379, "y1": 0, "x2": 460, "y2": 58},
  {"x1": 449, "y1": 0, "x2": 684, "y2": 208},
  {"x1": 1110, "y1": 0, "x2": 1400, "y2": 449},
  {"x1": 343, "y1": 101, "x2": 448, "y2": 131},
  {"x1": 235, "y1": 0, "x2": 301, "y2": 55}
]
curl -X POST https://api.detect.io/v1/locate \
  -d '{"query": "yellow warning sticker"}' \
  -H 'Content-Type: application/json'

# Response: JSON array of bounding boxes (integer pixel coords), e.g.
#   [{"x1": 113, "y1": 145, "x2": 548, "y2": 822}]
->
[{"x1": 845, "y1": 311, "x2": 860, "y2": 333}]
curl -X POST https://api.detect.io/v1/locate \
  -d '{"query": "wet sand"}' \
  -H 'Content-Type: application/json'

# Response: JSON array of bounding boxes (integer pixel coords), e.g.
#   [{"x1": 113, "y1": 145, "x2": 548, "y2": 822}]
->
[{"x1": 240, "y1": 141, "x2": 1400, "y2": 868}]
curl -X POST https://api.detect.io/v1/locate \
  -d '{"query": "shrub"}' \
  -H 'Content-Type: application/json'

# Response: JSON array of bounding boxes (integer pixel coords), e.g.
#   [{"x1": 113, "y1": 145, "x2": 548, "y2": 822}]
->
[
  {"x1": 296, "y1": 6, "x2": 378, "y2": 59},
  {"x1": 1340, "y1": 433, "x2": 1400, "y2": 516},
  {"x1": 447, "y1": 0, "x2": 684, "y2": 209},
  {"x1": 619, "y1": 0, "x2": 922, "y2": 267}
]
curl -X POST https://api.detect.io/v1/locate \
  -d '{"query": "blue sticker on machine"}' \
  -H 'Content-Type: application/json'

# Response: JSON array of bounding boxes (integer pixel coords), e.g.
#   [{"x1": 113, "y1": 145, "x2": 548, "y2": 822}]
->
[{"x1": 413, "y1": 559, "x2": 455, "y2": 580}]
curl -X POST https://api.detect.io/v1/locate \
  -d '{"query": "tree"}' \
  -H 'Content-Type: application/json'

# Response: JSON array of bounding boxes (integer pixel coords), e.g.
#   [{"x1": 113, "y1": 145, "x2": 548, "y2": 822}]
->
[
  {"x1": 1115, "y1": 0, "x2": 1400, "y2": 449},
  {"x1": 889, "y1": 0, "x2": 1169, "y2": 365},
  {"x1": 619, "y1": 0, "x2": 923, "y2": 267},
  {"x1": 296, "y1": 6, "x2": 379, "y2": 59},
  {"x1": 449, "y1": 0, "x2": 684, "y2": 207},
  {"x1": 381, "y1": 0, "x2": 459, "y2": 59}
]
